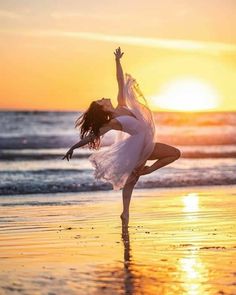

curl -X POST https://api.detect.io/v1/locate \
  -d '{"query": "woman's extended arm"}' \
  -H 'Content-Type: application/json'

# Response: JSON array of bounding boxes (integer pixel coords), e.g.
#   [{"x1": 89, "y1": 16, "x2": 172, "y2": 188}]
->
[
  {"x1": 62, "y1": 123, "x2": 113, "y2": 161},
  {"x1": 114, "y1": 47, "x2": 126, "y2": 106},
  {"x1": 62, "y1": 135, "x2": 92, "y2": 161}
]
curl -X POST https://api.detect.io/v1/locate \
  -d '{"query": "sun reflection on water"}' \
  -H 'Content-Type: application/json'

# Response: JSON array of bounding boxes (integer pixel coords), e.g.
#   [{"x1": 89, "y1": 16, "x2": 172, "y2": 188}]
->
[
  {"x1": 182, "y1": 193, "x2": 199, "y2": 220},
  {"x1": 179, "y1": 254, "x2": 209, "y2": 295}
]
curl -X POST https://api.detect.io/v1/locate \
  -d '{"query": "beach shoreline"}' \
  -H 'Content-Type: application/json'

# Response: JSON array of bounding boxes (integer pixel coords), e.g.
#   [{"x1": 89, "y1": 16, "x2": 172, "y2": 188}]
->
[{"x1": 1, "y1": 185, "x2": 236, "y2": 294}]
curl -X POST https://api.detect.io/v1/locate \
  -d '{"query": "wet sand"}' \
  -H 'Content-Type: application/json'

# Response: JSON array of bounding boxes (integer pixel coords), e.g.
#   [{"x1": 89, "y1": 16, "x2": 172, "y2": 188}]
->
[{"x1": 0, "y1": 185, "x2": 236, "y2": 295}]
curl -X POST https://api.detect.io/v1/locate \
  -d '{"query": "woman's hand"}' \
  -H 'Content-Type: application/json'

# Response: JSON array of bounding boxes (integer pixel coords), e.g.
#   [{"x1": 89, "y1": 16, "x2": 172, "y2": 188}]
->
[
  {"x1": 62, "y1": 148, "x2": 74, "y2": 161},
  {"x1": 114, "y1": 46, "x2": 124, "y2": 60}
]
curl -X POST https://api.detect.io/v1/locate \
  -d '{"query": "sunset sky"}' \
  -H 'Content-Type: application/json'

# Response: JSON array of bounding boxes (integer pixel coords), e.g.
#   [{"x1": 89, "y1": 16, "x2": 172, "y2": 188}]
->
[{"x1": 0, "y1": 0, "x2": 235, "y2": 111}]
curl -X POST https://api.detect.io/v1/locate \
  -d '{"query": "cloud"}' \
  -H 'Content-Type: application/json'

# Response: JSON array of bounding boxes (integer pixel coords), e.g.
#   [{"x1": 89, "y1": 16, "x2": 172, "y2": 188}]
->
[
  {"x1": 51, "y1": 12, "x2": 93, "y2": 19},
  {"x1": 59, "y1": 31, "x2": 235, "y2": 54},
  {"x1": 1, "y1": 29, "x2": 236, "y2": 54},
  {"x1": 50, "y1": 11, "x2": 129, "y2": 21},
  {"x1": 0, "y1": 10, "x2": 23, "y2": 19}
]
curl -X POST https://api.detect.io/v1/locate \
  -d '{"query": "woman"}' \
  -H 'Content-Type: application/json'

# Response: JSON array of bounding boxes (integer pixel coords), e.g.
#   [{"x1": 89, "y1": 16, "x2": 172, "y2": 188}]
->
[{"x1": 63, "y1": 47, "x2": 181, "y2": 227}]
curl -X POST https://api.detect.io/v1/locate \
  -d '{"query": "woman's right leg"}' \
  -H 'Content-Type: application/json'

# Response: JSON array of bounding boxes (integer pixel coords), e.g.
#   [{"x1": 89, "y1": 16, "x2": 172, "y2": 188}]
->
[{"x1": 120, "y1": 173, "x2": 140, "y2": 227}]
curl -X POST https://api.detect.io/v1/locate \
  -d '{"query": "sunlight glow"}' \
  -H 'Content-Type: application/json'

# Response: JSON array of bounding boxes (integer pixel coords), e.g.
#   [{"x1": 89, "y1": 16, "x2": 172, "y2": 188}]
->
[
  {"x1": 182, "y1": 193, "x2": 199, "y2": 213},
  {"x1": 150, "y1": 77, "x2": 219, "y2": 111},
  {"x1": 179, "y1": 256, "x2": 209, "y2": 295}
]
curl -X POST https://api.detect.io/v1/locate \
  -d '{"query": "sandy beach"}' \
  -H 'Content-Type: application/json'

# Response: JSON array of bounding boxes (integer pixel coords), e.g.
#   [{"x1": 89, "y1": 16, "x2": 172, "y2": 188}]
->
[{"x1": 0, "y1": 185, "x2": 236, "y2": 295}]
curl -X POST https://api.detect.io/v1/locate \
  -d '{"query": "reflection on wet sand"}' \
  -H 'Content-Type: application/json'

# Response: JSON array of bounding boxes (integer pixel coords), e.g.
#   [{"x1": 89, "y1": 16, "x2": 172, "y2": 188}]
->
[
  {"x1": 0, "y1": 187, "x2": 236, "y2": 294},
  {"x1": 182, "y1": 193, "x2": 199, "y2": 213},
  {"x1": 122, "y1": 226, "x2": 134, "y2": 295},
  {"x1": 179, "y1": 254, "x2": 210, "y2": 295},
  {"x1": 91, "y1": 225, "x2": 213, "y2": 295},
  {"x1": 91, "y1": 189, "x2": 236, "y2": 294},
  {"x1": 93, "y1": 228, "x2": 212, "y2": 295}
]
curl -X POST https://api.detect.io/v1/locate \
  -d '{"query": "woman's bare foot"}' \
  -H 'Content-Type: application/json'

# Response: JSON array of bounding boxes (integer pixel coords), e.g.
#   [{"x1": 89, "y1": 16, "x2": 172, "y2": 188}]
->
[{"x1": 120, "y1": 212, "x2": 129, "y2": 227}]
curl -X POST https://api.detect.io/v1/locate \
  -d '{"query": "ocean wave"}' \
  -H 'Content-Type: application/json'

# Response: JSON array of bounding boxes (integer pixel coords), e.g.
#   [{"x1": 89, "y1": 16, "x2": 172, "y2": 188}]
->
[
  {"x1": 1, "y1": 146, "x2": 236, "y2": 160},
  {"x1": 1, "y1": 111, "x2": 236, "y2": 148},
  {"x1": 1, "y1": 179, "x2": 236, "y2": 197},
  {"x1": 0, "y1": 151, "x2": 91, "y2": 161},
  {"x1": 0, "y1": 165, "x2": 235, "y2": 196},
  {"x1": 1, "y1": 130, "x2": 236, "y2": 150}
]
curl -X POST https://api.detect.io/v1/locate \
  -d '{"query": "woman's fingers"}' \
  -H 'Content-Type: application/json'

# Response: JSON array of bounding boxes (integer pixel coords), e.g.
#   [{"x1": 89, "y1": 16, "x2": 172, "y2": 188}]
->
[
  {"x1": 114, "y1": 47, "x2": 124, "y2": 58},
  {"x1": 62, "y1": 154, "x2": 67, "y2": 160},
  {"x1": 62, "y1": 155, "x2": 69, "y2": 161},
  {"x1": 62, "y1": 151, "x2": 73, "y2": 161}
]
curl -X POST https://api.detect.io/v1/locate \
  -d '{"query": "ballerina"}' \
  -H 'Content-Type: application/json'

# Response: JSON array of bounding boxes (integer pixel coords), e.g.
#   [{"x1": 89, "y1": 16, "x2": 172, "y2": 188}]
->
[{"x1": 62, "y1": 47, "x2": 181, "y2": 227}]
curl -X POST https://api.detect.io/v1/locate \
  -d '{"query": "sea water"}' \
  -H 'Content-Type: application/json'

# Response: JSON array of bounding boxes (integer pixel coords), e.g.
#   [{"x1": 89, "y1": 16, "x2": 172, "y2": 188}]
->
[{"x1": 0, "y1": 111, "x2": 235, "y2": 195}]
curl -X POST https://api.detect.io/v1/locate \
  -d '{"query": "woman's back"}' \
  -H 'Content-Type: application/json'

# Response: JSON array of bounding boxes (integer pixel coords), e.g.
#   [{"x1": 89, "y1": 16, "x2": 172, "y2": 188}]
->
[
  {"x1": 115, "y1": 115, "x2": 143, "y2": 135},
  {"x1": 111, "y1": 105, "x2": 143, "y2": 135}
]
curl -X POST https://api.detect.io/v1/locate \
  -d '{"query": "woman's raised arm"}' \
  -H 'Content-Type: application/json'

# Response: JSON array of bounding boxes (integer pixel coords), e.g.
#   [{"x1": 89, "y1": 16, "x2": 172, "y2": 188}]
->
[{"x1": 114, "y1": 47, "x2": 126, "y2": 107}]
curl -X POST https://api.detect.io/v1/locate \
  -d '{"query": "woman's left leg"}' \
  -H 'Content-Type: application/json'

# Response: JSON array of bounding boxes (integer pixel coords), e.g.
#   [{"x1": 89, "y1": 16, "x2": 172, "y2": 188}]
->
[{"x1": 142, "y1": 142, "x2": 181, "y2": 175}]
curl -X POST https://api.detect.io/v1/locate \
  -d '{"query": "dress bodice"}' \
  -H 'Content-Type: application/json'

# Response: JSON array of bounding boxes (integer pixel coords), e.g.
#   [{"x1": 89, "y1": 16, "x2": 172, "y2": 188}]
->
[{"x1": 115, "y1": 115, "x2": 144, "y2": 135}]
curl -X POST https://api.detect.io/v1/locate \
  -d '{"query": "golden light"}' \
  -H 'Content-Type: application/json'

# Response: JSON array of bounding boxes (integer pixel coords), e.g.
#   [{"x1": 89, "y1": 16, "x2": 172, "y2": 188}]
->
[
  {"x1": 180, "y1": 257, "x2": 199, "y2": 280},
  {"x1": 150, "y1": 77, "x2": 219, "y2": 111},
  {"x1": 182, "y1": 193, "x2": 199, "y2": 213},
  {"x1": 179, "y1": 256, "x2": 209, "y2": 295}
]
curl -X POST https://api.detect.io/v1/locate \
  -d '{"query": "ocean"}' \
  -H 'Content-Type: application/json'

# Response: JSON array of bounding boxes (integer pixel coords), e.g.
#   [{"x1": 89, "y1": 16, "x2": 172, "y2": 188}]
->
[{"x1": 0, "y1": 111, "x2": 236, "y2": 196}]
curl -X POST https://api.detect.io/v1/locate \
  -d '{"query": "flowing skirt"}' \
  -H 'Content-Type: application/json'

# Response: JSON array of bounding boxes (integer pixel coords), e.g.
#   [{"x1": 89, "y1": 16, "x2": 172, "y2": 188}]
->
[{"x1": 89, "y1": 131, "x2": 149, "y2": 190}]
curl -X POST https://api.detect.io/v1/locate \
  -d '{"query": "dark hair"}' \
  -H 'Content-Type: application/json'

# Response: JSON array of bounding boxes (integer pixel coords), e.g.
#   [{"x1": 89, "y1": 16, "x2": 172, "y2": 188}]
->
[{"x1": 75, "y1": 101, "x2": 113, "y2": 149}]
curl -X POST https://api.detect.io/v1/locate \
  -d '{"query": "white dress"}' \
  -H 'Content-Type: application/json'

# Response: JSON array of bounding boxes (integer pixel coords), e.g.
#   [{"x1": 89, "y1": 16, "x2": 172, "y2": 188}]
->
[{"x1": 89, "y1": 73, "x2": 156, "y2": 190}]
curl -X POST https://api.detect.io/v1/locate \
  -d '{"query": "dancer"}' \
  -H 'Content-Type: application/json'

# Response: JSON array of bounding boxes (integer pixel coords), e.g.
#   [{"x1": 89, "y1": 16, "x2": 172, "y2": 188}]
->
[{"x1": 62, "y1": 47, "x2": 181, "y2": 227}]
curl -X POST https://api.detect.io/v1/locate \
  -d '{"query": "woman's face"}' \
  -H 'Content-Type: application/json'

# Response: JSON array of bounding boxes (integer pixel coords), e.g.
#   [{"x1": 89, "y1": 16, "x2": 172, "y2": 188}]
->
[{"x1": 96, "y1": 98, "x2": 112, "y2": 110}]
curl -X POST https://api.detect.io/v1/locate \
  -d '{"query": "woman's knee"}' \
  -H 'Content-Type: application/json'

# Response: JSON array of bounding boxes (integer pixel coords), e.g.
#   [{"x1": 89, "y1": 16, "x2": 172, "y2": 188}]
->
[
  {"x1": 173, "y1": 148, "x2": 181, "y2": 159},
  {"x1": 150, "y1": 142, "x2": 181, "y2": 160},
  {"x1": 159, "y1": 147, "x2": 181, "y2": 161}
]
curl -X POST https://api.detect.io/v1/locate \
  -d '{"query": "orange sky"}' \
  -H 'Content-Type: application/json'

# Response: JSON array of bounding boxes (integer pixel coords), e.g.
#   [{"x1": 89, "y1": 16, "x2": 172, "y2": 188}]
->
[{"x1": 0, "y1": 0, "x2": 235, "y2": 111}]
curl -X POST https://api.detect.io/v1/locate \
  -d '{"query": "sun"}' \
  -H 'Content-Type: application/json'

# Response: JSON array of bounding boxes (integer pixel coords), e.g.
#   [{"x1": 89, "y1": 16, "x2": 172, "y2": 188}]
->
[{"x1": 150, "y1": 77, "x2": 219, "y2": 111}]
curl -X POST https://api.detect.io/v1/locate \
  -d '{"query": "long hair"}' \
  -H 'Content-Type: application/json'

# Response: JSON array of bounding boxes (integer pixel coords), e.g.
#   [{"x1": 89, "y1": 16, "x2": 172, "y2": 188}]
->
[{"x1": 75, "y1": 101, "x2": 113, "y2": 149}]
